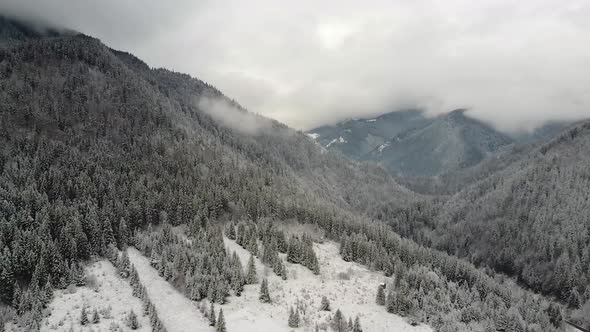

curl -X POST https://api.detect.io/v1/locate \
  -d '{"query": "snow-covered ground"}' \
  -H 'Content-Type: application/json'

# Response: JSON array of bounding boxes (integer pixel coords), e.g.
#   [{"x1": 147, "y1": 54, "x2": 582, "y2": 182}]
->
[
  {"x1": 40, "y1": 260, "x2": 150, "y2": 332},
  {"x1": 222, "y1": 237, "x2": 433, "y2": 332},
  {"x1": 127, "y1": 248, "x2": 211, "y2": 332}
]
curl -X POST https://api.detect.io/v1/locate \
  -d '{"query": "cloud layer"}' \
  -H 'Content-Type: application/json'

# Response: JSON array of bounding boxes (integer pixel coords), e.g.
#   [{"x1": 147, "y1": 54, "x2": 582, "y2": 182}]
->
[{"x1": 2, "y1": 0, "x2": 589, "y2": 132}]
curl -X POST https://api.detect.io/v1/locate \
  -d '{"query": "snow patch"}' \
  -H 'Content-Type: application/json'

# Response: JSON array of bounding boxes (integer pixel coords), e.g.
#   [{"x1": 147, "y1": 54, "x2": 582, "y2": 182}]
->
[
  {"x1": 306, "y1": 133, "x2": 320, "y2": 140},
  {"x1": 378, "y1": 142, "x2": 390, "y2": 153},
  {"x1": 366, "y1": 119, "x2": 377, "y2": 122},
  {"x1": 222, "y1": 238, "x2": 432, "y2": 332},
  {"x1": 41, "y1": 260, "x2": 150, "y2": 332},
  {"x1": 326, "y1": 136, "x2": 347, "y2": 148}
]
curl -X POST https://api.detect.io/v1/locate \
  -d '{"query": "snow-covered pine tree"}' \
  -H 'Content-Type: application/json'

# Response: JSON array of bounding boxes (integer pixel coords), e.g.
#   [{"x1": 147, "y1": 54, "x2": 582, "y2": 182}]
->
[
  {"x1": 209, "y1": 302, "x2": 216, "y2": 326},
  {"x1": 246, "y1": 255, "x2": 257, "y2": 284},
  {"x1": 353, "y1": 316, "x2": 362, "y2": 332},
  {"x1": 80, "y1": 305, "x2": 89, "y2": 326},
  {"x1": 320, "y1": 295, "x2": 331, "y2": 311},
  {"x1": 287, "y1": 236, "x2": 300, "y2": 264},
  {"x1": 127, "y1": 310, "x2": 139, "y2": 330},
  {"x1": 216, "y1": 308, "x2": 227, "y2": 332},
  {"x1": 118, "y1": 250, "x2": 131, "y2": 278},
  {"x1": 376, "y1": 284, "x2": 385, "y2": 306},
  {"x1": 92, "y1": 308, "x2": 100, "y2": 323},
  {"x1": 385, "y1": 290, "x2": 396, "y2": 313},
  {"x1": 259, "y1": 278, "x2": 271, "y2": 303},
  {"x1": 227, "y1": 223, "x2": 236, "y2": 240},
  {"x1": 118, "y1": 218, "x2": 129, "y2": 249},
  {"x1": 288, "y1": 307, "x2": 300, "y2": 328},
  {"x1": 332, "y1": 309, "x2": 346, "y2": 332}
]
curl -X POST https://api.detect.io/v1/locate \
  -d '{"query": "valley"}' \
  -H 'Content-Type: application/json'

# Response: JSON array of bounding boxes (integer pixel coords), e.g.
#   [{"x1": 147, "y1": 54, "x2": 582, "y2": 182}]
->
[{"x1": 0, "y1": 12, "x2": 588, "y2": 332}]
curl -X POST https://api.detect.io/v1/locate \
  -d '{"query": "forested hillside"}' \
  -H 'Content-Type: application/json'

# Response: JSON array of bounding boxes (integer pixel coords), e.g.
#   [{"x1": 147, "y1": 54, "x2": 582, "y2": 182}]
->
[
  {"x1": 369, "y1": 122, "x2": 590, "y2": 328},
  {"x1": 0, "y1": 15, "x2": 582, "y2": 331},
  {"x1": 435, "y1": 122, "x2": 590, "y2": 300}
]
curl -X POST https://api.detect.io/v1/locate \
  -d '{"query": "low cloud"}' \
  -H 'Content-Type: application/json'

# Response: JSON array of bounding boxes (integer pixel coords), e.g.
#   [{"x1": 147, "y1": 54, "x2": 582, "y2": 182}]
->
[
  {"x1": 2, "y1": 0, "x2": 590, "y2": 132},
  {"x1": 197, "y1": 97, "x2": 274, "y2": 136}
]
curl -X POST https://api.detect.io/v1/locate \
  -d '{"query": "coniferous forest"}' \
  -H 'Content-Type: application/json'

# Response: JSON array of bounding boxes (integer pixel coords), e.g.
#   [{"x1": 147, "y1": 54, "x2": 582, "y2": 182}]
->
[{"x1": 0, "y1": 14, "x2": 589, "y2": 331}]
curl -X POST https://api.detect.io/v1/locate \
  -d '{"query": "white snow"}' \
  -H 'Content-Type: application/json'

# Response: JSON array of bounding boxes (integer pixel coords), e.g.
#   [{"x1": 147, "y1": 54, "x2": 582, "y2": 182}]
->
[
  {"x1": 40, "y1": 260, "x2": 150, "y2": 332},
  {"x1": 326, "y1": 136, "x2": 347, "y2": 148},
  {"x1": 366, "y1": 119, "x2": 377, "y2": 122},
  {"x1": 306, "y1": 133, "x2": 320, "y2": 140},
  {"x1": 378, "y1": 142, "x2": 390, "y2": 153},
  {"x1": 127, "y1": 248, "x2": 211, "y2": 332},
  {"x1": 222, "y1": 237, "x2": 432, "y2": 332}
]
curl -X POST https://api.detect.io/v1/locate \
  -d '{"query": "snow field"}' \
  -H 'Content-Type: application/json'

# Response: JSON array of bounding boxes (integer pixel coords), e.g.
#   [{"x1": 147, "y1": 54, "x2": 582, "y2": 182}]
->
[
  {"x1": 40, "y1": 260, "x2": 150, "y2": 332},
  {"x1": 221, "y1": 237, "x2": 433, "y2": 332}
]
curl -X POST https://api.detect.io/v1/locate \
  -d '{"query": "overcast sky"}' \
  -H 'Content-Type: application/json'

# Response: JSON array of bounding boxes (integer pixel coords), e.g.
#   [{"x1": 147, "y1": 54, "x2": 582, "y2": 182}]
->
[{"x1": 2, "y1": 0, "x2": 590, "y2": 131}]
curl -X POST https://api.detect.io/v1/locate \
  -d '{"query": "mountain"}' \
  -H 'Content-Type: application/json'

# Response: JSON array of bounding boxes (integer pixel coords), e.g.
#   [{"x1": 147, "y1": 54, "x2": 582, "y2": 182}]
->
[
  {"x1": 372, "y1": 120, "x2": 590, "y2": 325},
  {"x1": 435, "y1": 121, "x2": 590, "y2": 299},
  {"x1": 0, "y1": 15, "x2": 574, "y2": 331},
  {"x1": 307, "y1": 109, "x2": 572, "y2": 178}
]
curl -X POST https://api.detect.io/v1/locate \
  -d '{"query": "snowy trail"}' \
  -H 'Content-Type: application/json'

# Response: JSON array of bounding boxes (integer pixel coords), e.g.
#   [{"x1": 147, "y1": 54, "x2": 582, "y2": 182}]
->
[{"x1": 127, "y1": 248, "x2": 211, "y2": 332}]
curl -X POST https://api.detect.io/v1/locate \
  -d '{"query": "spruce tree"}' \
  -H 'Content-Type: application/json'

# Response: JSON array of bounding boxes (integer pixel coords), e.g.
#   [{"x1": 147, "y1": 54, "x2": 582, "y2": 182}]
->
[
  {"x1": 246, "y1": 255, "x2": 257, "y2": 284},
  {"x1": 80, "y1": 306, "x2": 89, "y2": 326},
  {"x1": 216, "y1": 308, "x2": 227, "y2": 332},
  {"x1": 227, "y1": 223, "x2": 236, "y2": 240},
  {"x1": 209, "y1": 302, "x2": 217, "y2": 326},
  {"x1": 376, "y1": 284, "x2": 385, "y2": 306},
  {"x1": 320, "y1": 295, "x2": 331, "y2": 311},
  {"x1": 385, "y1": 290, "x2": 396, "y2": 313},
  {"x1": 128, "y1": 310, "x2": 139, "y2": 330},
  {"x1": 288, "y1": 307, "x2": 300, "y2": 328},
  {"x1": 259, "y1": 278, "x2": 271, "y2": 303},
  {"x1": 332, "y1": 309, "x2": 346, "y2": 332},
  {"x1": 353, "y1": 316, "x2": 362, "y2": 332},
  {"x1": 92, "y1": 308, "x2": 100, "y2": 323}
]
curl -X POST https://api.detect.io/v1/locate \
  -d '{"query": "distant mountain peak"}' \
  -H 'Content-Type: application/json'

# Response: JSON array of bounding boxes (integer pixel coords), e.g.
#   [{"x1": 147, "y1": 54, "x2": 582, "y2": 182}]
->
[{"x1": 307, "y1": 109, "x2": 569, "y2": 177}]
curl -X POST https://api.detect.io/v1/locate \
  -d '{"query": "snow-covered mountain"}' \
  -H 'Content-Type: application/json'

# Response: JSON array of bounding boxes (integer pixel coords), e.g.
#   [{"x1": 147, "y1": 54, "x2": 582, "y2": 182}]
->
[{"x1": 307, "y1": 109, "x2": 570, "y2": 177}]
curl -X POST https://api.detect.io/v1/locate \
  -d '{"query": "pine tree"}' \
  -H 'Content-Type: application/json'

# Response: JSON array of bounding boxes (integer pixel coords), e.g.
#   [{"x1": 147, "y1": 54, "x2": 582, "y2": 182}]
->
[
  {"x1": 209, "y1": 302, "x2": 217, "y2": 326},
  {"x1": 376, "y1": 284, "x2": 385, "y2": 306},
  {"x1": 320, "y1": 295, "x2": 331, "y2": 311},
  {"x1": 348, "y1": 317, "x2": 354, "y2": 331},
  {"x1": 227, "y1": 223, "x2": 236, "y2": 240},
  {"x1": 385, "y1": 290, "x2": 396, "y2": 313},
  {"x1": 568, "y1": 288, "x2": 581, "y2": 308},
  {"x1": 12, "y1": 283, "x2": 21, "y2": 310},
  {"x1": 92, "y1": 308, "x2": 100, "y2": 323},
  {"x1": 80, "y1": 306, "x2": 89, "y2": 326},
  {"x1": 128, "y1": 310, "x2": 139, "y2": 330},
  {"x1": 259, "y1": 278, "x2": 271, "y2": 303},
  {"x1": 216, "y1": 308, "x2": 227, "y2": 332},
  {"x1": 288, "y1": 307, "x2": 300, "y2": 328},
  {"x1": 118, "y1": 218, "x2": 129, "y2": 249},
  {"x1": 118, "y1": 250, "x2": 131, "y2": 278},
  {"x1": 332, "y1": 309, "x2": 346, "y2": 332},
  {"x1": 246, "y1": 254, "x2": 257, "y2": 284},
  {"x1": 353, "y1": 316, "x2": 362, "y2": 332},
  {"x1": 72, "y1": 263, "x2": 86, "y2": 286}
]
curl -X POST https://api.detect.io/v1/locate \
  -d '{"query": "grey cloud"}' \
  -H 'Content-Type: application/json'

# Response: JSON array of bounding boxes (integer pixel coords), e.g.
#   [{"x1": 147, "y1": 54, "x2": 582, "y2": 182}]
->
[
  {"x1": 2, "y1": 0, "x2": 589, "y2": 132},
  {"x1": 197, "y1": 96, "x2": 274, "y2": 136}
]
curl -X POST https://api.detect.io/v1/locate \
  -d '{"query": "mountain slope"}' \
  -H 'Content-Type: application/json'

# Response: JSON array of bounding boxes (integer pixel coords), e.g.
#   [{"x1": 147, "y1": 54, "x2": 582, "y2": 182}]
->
[
  {"x1": 307, "y1": 109, "x2": 576, "y2": 179},
  {"x1": 433, "y1": 121, "x2": 590, "y2": 300},
  {"x1": 0, "y1": 16, "x2": 571, "y2": 332},
  {"x1": 308, "y1": 109, "x2": 515, "y2": 177}
]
